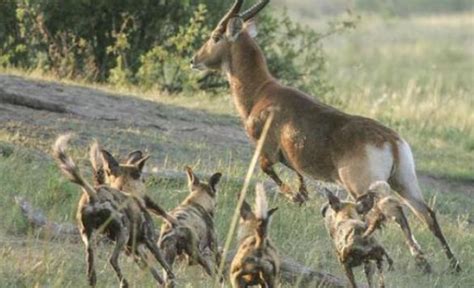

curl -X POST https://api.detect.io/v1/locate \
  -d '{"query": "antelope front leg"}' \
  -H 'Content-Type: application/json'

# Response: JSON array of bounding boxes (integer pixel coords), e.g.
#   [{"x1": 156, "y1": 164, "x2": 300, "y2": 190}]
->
[{"x1": 260, "y1": 155, "x2": 306, "y2": 204}]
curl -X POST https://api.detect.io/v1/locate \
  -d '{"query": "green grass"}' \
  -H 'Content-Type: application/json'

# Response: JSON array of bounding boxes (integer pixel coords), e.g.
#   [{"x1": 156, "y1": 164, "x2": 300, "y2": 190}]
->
[{"x1": 0, "y1": 12, "x2": 473, "y2": 288}]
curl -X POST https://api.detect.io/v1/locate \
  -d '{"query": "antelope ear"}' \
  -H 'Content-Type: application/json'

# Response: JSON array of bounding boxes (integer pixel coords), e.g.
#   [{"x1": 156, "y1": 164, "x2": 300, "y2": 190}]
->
[
  {"x1": 209, "y1": 172, "x2": 222, "y2": 192},
  {"x1": 101, "y1": 149, "x2": 120, "y2": 176},
  {"x1": 324, "y1": 189, "x2": 341, "y2": 212},
  {"x1": 185, "y1": 166, "x2": 200, "y2": 186},
  {"x1": 226, "y1": 17, "x2": 244, "y2": 42},
  {"x1": 356, "y1": 192, "x2": 375, "y2": 214},
  {"x1": 240, "y1": 200, "x2": 254, "y2": 220},
  {"x1": 244, "y1": 20, "x2": 258, "y2": 38}
]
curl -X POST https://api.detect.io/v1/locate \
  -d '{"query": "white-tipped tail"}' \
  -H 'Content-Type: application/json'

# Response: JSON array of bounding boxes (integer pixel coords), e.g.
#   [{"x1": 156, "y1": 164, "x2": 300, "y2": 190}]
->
[
  {"x1": 369, "y1": 181, "x2": 392, "y2": 196},
  {"x1": 255, "y1": 183, "x2": 268, "y2": 220},
  {"x1": 89, "y1": 140, "x2": 102, "y2": 171},
  {"x1": 53, "y1": 134, "x2": 97, "y2": 200}
]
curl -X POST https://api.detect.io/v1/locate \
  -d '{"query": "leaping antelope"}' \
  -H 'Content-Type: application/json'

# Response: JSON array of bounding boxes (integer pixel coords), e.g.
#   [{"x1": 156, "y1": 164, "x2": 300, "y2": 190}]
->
[{"x1": 191, "y1": 0, "x2": 460, "y2": 272}]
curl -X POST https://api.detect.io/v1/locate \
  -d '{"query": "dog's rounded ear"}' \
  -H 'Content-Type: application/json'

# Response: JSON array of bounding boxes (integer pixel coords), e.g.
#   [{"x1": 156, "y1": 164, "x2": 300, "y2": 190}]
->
[
  {"x1": 209, "y1": 172, "x2": 222, "y2": 192},
  {"x1": 356, "y1": 192, "x2": 375, "y2": 214},
  {"x1": 268, "y1": 207, "x2": 278, "y2": 218},
  {"x1": 126, "y1": 150, "x2": 143, "y2": 165},
  {"x1": 134, "y1": 155, "x2": 150, "y2": 173},
  {"x1": 321, "y1": 203, "x2": 329, "y2": 217},
  {"x1": 185, "y1": 166, "x2": 199, "y2": 186},
  {"x1": 324, "y1": 188, "x2": 341, "y2": 212},
  {"x1": 101, "y1": 149, "x2": 120, "y2": 176},
  {"x1": 240, "y1": 200, "x2": 254, "y2": 220}
]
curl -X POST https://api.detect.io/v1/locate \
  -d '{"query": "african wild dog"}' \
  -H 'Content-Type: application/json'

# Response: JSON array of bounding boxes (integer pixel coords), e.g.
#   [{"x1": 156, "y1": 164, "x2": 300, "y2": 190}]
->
[
  {"x1": 321, "y1": 189, "x2": 393, "y2": 288},
  {"x1": 53, "y1": 134, "x2": 174, "y2": 287},
  {"x1": 230, "y1": 183, "x2": 279, "y2": 288},
  {"x1": 158, "y1": 166, "x2": 222, "y2": 285},
  {"x1": 89, "y1": 142, "x2": 177, "y2": 226}
]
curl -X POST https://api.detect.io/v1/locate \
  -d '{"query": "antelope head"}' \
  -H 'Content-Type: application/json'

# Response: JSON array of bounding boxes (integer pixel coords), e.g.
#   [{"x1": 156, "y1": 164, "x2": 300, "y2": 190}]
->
[{"x1": 191, "y1": 0, "x2": 269, "y2": 71}]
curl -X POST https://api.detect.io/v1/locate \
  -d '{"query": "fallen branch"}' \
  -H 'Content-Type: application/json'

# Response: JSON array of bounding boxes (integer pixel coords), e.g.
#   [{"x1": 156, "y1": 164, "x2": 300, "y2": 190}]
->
[
  {"x1": 0, "y1": 88, "x2": 70, "y2": 114},
  {"x1": 15, "y1": 196, "x2": 349, "y2": 287},
  {"x1": 14, "y1": 196, "x2": 79, "y2": 240}
]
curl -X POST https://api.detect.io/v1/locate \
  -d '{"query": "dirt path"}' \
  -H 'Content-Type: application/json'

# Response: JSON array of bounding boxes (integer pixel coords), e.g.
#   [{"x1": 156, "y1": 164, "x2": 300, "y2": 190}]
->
[{"x1": 0, "y1": 74, "x2": 472, "y2": 196}]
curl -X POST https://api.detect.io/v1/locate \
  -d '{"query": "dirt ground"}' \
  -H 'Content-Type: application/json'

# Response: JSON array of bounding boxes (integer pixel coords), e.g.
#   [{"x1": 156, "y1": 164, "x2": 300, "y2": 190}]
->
[{"x1": 0, "y1": 74, "x2": 472, "y2": 196}]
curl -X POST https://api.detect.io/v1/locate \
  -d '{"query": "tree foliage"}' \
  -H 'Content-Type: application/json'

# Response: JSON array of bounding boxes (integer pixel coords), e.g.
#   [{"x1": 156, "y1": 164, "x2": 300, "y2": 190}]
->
[{"x1": 0, "y1": 0, "x2": 356, "y2": 96}]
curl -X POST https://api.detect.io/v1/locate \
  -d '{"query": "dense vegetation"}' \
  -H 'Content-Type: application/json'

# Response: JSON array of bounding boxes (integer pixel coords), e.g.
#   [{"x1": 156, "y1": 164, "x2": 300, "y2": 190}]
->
[{"x1": 0, "y1": 0, "x2": 358, "y2": 96}]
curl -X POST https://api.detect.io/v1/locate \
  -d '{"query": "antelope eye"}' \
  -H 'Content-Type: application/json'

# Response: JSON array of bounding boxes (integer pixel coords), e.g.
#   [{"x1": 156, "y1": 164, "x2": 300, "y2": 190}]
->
[{"x1": 212, "y1": 35, "x2": 221, "y2": 42}]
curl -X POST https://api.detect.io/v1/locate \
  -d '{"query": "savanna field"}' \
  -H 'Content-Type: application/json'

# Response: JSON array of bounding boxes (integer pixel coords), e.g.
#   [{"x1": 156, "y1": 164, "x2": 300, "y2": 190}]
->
[{"x1": 0, "y1": 1, "x2": 473, "y2": 287}]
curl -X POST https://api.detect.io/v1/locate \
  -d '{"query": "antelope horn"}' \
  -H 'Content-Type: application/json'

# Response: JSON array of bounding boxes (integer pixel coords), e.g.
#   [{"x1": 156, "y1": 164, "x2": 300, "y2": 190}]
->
[
  {"x1": 216, "y1": 0, "x2": 244, "y2": 33},
  {"x1": 240, "y1": 0, "x2": 270, "y2": 21}
]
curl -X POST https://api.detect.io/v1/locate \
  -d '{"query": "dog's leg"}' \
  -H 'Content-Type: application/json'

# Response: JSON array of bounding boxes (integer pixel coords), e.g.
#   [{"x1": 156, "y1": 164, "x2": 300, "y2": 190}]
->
[
  {"x1": 137, "y1": 244, "x2": 165, "y2": 286},
  {"x1": 262, "y1": 272, "x2": 276, "y2": 288},
  {"x1": 145, "y1": 238, "x2": 175, "y2": 284},
  {"x1": 80, "y1": 228, "x2": 96, "y2": 287},
  {"x1": 185, "y1": 242, "x2": 213, "y2": 276},
  {"x1": 363, "y1": 261, "x2": 375, "y2": 288},
  {"x1": 343, "y1": 264, "x2": 357, "y2": 288},
  {"x1": 376, "y1": 259, "x2": 385, "y2": 288},
  {"x1": 110, "y1": 225, "x2": 129, "y2": 288},
  {"x1": 230, "y1": 270, "x2": 247, "y2": 288},
  {"x1": 159, "y1": 238, "x2": 177, "y2": 288}
]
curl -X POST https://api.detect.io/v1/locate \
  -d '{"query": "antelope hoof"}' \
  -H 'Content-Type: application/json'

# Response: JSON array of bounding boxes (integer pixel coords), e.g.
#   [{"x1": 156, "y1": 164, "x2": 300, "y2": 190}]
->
[
  {"x1": 88, "y1": 272, "x2": 97, "y2": 287},
  {"x1": 415, "y1": 256, "x2": 432, "y2": 274},
  {"x1": 280, "y1": 184, "x2": 307, "y2": 205},
  {"x1": 292, "y1": 192, "x2": 307, "y2": 205},
  {"x1": 120, "y1": 279, "x2": 129, "y2": 288},
  {"x1": 165, "y1": 278, "x2": 176, "y2": 288},
  {"x1": 450, "y1": 259, "x2": 462, "y2": 273}
]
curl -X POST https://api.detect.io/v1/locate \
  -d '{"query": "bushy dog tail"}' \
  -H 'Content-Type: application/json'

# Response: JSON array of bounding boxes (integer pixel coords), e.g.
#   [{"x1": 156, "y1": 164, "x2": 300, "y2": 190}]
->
[{"x1": 53, "y1": 134, "x2": 97, "y2": 201}]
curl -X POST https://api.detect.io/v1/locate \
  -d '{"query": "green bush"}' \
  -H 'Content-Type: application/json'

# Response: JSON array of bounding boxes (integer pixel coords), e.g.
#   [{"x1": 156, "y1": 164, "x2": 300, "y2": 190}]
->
[{"x1": 0, "y1": 1, "x2": 356, "y2": 97}]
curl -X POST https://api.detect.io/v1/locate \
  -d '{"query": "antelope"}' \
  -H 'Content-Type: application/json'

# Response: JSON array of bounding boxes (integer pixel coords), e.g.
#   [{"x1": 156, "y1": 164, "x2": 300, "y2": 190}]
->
[
  {"x1": 53, "y1": 135, "x2": 175, "y2": 287},
  {"x1": 191, "y1": 0, "x2": 460, "y2": 272},
  {"x1": 321, "y1": 189, "x2": 393, "y2": 288},
  {"x1": 230, "y1": 183, "x2": 279, "y2": 288}
]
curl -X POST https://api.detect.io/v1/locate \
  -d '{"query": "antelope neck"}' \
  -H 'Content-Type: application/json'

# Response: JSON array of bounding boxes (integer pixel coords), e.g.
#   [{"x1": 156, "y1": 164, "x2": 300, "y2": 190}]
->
[{"x1": 227, "y1": 33, "x2": 273, "y2": 120}]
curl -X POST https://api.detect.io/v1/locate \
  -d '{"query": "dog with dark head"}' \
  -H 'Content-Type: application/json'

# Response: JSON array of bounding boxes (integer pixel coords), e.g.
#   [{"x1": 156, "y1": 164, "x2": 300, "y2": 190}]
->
[
  {"x1": 230, "y1": 183, "x2": 279, "y2": 288},
  {"x1": 321, "y1": 189, "x2": 393, "y2": 288},
  {"x1": 158, "y1": 166, "x2": 222, "y2": 285},
  {"x1": 89, "y1": 143, "x2": 177, "y2": 227},
  {"x1": 53, "y1": 135, "x2": 174, "y2": 287}
]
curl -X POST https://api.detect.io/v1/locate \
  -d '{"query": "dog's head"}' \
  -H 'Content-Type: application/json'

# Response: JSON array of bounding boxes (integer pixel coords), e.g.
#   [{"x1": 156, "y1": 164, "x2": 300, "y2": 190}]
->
[
  {"x1": 184, "y1": 166, "x2": 222, "y2": 213},
  {"x1": 321, "y1": 189, "x2": 374, "y2": 238},
  {"x1": 237, "y1": 184, "x2": 278, "y2": 243},
  {"x1": 99, "y1": 149, "x2": 150, "y2": 197}
]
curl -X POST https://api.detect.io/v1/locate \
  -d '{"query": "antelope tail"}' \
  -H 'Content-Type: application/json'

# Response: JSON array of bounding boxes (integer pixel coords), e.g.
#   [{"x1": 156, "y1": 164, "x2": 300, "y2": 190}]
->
[{"x1": 53, "y1": 134, "x2": 97, "y2": 201}]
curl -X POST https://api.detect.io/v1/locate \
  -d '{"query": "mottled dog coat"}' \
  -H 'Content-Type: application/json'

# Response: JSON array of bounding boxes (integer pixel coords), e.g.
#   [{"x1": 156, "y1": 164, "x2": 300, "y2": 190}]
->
[
  {"x1": 53, "y1": 135, "x2": 174, "y2": 287},
  {"x1": 158, "y1": 167, "x2": 222, "y2": 285},
  {"x1": 322, "y1": 189, "x2": 393, "y2": 288},
  {"x1": 230, "y1": 183, "x2": 279, "y2": 288}
]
